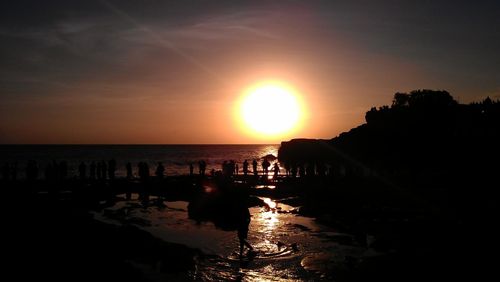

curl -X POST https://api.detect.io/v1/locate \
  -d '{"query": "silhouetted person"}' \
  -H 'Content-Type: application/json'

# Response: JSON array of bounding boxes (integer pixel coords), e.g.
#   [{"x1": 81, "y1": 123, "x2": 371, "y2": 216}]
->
[
  {"x1": 26, "y1": 160, "x2": 38, "y2": 181},
  {"x1": 189, "y1": 163, "x2": 194, "y2": 176},
  {"x1": 284, "y1": 162, "x2": 291, "y2": 176},
  {"x1": 108, "y1": 159, "x2": 116, "y2": 180},
  {"x1": 262, "y1": 159, "x2": 270, "y2": 176},
  {"x1": 60, "y1": 161, "x2": 67, "y2": 180},
  {"x1": 101, "y1": 160, "x2": 107, "y2": 180},
  {"x1": 2, "y1": 163, "x2": 9, "y2": 180},
  {"x1": 155, "y1": 162, "x2": 165, "y2": 179},
  {"x1": 78, "y1": 162, "x2": 87, "y2": 180},
  {"x1": 50, "y1": 161, "x2": 58, "y2": 180},
  {"x1": 137, "y1": 162, "x2": 142, "y2": 180},
  {"x1": 126, "y1": 162, "x2": 132, "y2": 179},
  {"x1": 328, "y1": 164, "x2": 335, "y2": 178},
  {"x1": 198, "y1": 160, "x2": 206, "y2": 176},
  {"x1": 291, "y1": 163, "x2": 297, "y2": 178},
  {"x1": 222, "y1": 160, "x2": 228, "y2": 175},
  {"x1": 252, "y1": 159, "x2": 258, "y2": 176},
  {"x1": 96, "y1": 162, "x2": 102, "y2": 179},
  {"x1": 306, "y1": 163, "x2": 315, "y2": 177},
  {"x1": 273, "y1": 163, "x2": 280, "y2": 179},
  {"x1": 298, "y1": 164, "x2": 305, "y2": 178},
  {"x1": 230, "y1": 160, "x2": 236, "y2": 176},
  {"x1": 11, "y1": 162, "x2": 18, "y2": 181},
  {"x1": 340, "y1": 165, "x2": 346, "y2": 177},
  {"x1": 317, "y1": 162, "x2": 326, "y2": 177},
  {"x1": 138, "y1": 162, "x2": 150, "y2": 181},
  {"x1": 90, "y1": 161, "x2": 96, "y2": 179},
  {"x1": 144, "y1": 162, "x2": 148, "y2": 179},
  {"x1": 243, "y1": 160, "x2": 249, "y2": 176},
  {"x1": 44, "y1": 163, "x2": 52, "y2": 180},
  {"x1": 237, "y1": 204, "x2": 253, "y2": 257},
  {"x1": 225, "y1": 160, "x2": 235, "y2": 176}
]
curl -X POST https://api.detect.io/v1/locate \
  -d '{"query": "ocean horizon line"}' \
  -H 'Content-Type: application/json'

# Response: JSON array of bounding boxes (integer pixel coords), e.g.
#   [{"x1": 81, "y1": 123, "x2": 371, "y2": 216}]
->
[{"x1": 0, "y1": 143, "x2": 281, "y2": 146}]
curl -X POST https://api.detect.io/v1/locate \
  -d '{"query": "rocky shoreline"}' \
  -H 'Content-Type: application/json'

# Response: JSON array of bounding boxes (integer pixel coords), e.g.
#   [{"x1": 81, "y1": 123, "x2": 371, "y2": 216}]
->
[{"x1": 3, "y1": 186, "x2": 204, "y2": 281}]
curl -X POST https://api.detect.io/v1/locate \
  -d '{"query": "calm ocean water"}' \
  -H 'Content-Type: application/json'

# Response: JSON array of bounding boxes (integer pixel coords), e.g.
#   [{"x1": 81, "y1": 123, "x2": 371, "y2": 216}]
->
[{"x1": 0, "y1": 145, "x2": 279, "y2": 178}]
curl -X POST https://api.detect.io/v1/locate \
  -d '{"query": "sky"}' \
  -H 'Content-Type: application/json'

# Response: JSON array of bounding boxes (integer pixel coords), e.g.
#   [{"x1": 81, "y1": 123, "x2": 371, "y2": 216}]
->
[{"x1": 0, "y1": 0, "x2": 499, "y2": 144}]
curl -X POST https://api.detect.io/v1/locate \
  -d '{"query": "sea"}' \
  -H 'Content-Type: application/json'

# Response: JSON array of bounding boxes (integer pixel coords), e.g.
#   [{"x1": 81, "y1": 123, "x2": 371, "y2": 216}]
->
[{"x1": 0, "y1": 144, "x2": 279, "y2": 178}]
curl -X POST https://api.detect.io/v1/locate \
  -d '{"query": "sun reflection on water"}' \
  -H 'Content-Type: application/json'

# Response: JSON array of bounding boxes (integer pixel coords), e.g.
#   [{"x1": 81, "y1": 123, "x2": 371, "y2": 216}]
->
[
  {"x1": 254, "y1": 197, "x2": 281, "y2": 243},
  {"x1": 263, "y1": 197, "x2": 277, "y2": 209},
  {"x1": 261, "y1": 146, "x2": 278, "y2": 159}
]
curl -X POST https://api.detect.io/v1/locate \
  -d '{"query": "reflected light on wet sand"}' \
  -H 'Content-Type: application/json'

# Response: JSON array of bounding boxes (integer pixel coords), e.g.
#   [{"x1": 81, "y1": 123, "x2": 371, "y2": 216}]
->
[{"x1": 255, "y1": 198, "x2": 280, "y2": 234}]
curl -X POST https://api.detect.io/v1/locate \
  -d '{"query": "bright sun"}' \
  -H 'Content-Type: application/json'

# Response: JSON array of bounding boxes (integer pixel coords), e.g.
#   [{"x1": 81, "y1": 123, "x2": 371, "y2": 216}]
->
[{"x1": 238, "y1": 82, "x2": 304, "y2": 137}]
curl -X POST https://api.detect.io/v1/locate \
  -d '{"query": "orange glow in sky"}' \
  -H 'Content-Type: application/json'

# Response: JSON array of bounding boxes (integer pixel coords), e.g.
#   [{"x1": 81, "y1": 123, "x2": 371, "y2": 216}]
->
[{"x1": 0, "y1": 2, "x2": 497, "y2": 144}]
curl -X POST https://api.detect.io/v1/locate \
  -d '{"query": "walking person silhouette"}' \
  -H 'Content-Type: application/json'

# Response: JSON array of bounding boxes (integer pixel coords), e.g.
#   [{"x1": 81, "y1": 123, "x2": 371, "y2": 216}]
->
[{"x1": 236, "y1": 203, "x2": 254, "y2": 258}]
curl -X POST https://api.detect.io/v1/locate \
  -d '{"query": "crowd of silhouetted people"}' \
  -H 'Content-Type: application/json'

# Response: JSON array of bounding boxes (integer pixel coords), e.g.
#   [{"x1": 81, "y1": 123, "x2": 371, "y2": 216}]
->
[
  {"x1": 77, "y1": 160, "x2": 118, "y2": 180},
  {"x1": 2, "y1": 161, "x2": 18, "y2": 181},
  {"x1": 1, "y1": 157, "x2": 351, "y2": 184}
]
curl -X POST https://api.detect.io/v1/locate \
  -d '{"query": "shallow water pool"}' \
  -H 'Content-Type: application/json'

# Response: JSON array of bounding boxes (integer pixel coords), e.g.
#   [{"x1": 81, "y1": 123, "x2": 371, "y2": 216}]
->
[{"x1": 98, "y1": 194, "x2": 373, "y2": 281}]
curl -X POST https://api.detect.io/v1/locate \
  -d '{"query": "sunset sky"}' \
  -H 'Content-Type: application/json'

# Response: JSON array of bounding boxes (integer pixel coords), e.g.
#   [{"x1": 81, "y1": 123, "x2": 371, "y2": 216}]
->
[{"x1": 1, "y1": 0, "x2": 499, "y2": 144}]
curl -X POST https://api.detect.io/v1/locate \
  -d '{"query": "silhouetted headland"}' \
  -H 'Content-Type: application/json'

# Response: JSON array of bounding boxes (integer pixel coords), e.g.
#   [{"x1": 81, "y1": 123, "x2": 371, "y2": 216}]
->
[
  {"x1": 280, "y1": 90, "x2": 500, "y2": 179},
  {"x1": 278, "y1": 90, "x2": 500, "y2": 280}
]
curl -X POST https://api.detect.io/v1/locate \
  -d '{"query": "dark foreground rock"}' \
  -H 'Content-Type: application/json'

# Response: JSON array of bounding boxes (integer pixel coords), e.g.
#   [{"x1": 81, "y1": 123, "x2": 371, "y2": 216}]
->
[{"x1": 3, "y1": 191, "x2": 200, "y2": 282}]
